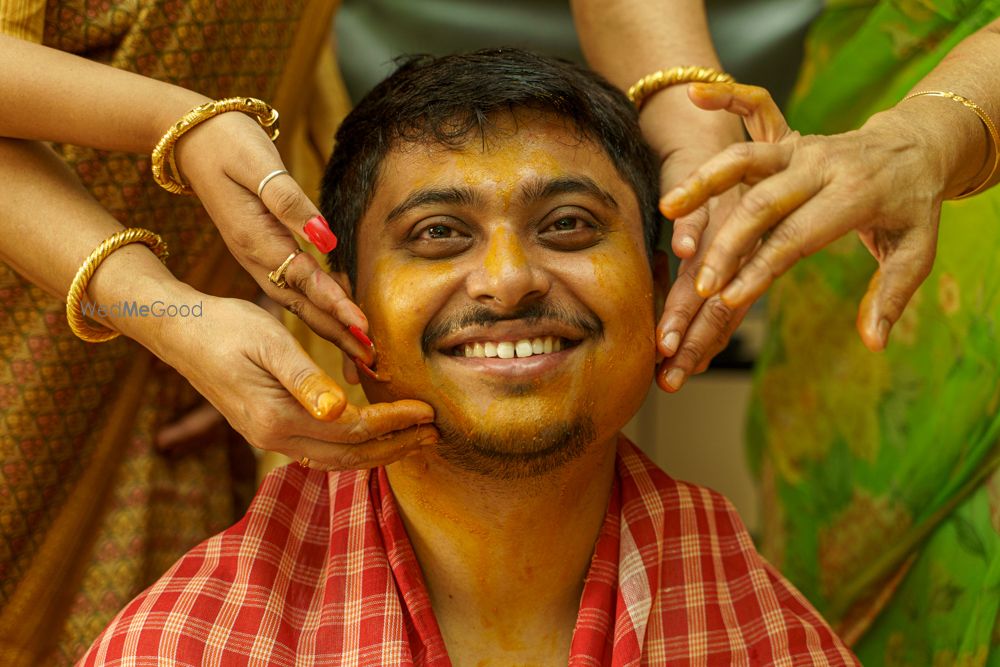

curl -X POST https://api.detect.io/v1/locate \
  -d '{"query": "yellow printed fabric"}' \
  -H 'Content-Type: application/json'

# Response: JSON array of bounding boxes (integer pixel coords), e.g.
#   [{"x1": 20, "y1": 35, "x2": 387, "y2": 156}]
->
[
  {"x1": 748, "y1": 2, "x2": 1000, "y2": 664},
  {"x1": 0, "y1": 1, "x2": 340, "y2": 664}
]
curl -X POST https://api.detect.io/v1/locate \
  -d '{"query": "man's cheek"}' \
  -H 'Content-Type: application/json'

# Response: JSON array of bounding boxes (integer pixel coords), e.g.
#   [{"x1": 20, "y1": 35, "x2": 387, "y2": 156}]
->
[{"x1": 359, "y1": 259, "x2": 460, "y2": 388}]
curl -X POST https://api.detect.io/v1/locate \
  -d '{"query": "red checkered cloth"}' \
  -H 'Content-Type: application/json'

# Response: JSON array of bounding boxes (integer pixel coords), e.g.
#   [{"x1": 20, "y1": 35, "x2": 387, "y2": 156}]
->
[{"x1": 79, "y1": 438, "x2": 857, "y2": 666}]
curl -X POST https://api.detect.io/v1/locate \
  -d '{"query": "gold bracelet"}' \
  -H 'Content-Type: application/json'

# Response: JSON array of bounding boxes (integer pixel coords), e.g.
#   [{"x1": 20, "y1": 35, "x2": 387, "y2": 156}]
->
[
  {"x1": 66, "y1": 228, "x2": 170, "y2": 343},
  {"x1": 627, "y1": 66, "x2": 735, "y2": 111},
  {"x1": 151, "y1": 97, "x2": 280, "y2": 195},
  {"x1": 901, "y1": 90, "x2": 999, "y2": 200}
]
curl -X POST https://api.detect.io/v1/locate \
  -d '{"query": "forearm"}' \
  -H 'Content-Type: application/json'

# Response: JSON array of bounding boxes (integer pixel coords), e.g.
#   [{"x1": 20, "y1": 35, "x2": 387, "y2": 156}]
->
[
  {"x1": 0, "y1": 138, "x2": 197, "y2": 346},
  {"x1": 0, "y1": 33, "x2": 207, "y2": 152},
  {"x1": 571, "y1": 0, "x2": 743, "y2": 162},
  {"x1": 864, "y1": 19, "x2": 1000, "y2": 199}
]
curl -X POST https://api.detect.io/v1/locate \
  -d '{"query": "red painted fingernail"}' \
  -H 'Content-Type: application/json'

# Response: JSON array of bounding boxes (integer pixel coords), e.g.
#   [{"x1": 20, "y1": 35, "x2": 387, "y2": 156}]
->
[
  {"x1": 354, "y1": 357, "x2": 380, "y2": 380},
  {"x1": 349, "y1": 325, "x2": 374, "y2": 350},
  {"x1": 304, "y1": 215, "x2": 337, "y2": 253}
]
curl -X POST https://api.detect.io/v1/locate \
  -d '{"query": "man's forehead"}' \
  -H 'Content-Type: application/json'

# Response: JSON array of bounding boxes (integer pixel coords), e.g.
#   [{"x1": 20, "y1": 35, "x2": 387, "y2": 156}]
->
[{"x1": 374, "y1": 118, "x2": 628, "y2": 212}]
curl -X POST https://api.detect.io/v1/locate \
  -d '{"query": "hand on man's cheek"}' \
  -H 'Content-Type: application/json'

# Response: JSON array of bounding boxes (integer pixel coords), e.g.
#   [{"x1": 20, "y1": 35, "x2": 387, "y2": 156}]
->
[{"x1": 351, "y1": 113, "x2": 658, "y2": 465}]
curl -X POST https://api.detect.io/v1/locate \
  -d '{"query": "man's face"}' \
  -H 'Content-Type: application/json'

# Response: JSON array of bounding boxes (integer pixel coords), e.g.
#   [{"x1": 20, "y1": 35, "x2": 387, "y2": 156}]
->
[{"x1": 353, "y1": 111, "x2": 656, "y2": 477}]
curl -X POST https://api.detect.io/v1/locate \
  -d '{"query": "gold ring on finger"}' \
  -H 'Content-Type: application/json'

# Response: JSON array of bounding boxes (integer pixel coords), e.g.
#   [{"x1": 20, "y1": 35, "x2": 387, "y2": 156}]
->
[
  {"x1": 267, "y1": 248, "x2": 302, "y2": 289},
  {"x1": 256, "y1": 168, "x2": 289, "y2": 199},
  {"x1": 299, "y1": 456, "x2": 310, "y2": 468}
]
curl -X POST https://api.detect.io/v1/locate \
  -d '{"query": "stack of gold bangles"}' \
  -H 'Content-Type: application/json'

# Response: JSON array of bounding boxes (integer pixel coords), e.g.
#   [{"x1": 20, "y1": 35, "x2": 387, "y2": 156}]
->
[{"x1": 67, "y1": 97, "x2": 280, "y2": 342}]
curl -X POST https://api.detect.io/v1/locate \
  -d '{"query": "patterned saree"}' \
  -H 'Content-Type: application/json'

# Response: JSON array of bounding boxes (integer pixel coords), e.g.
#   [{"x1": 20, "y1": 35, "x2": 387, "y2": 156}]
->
[
  {"x1": 0, "y1": 1, "x2": 342, "y2": 663},
  {"x1": 749, "y1": 1, "x2": 1000, "y2": 665}
]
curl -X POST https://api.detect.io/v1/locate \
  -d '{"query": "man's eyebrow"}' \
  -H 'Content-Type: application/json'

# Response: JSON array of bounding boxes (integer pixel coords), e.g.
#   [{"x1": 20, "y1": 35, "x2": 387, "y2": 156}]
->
[
  {"x1": 385, "y1": 186, "x2": 481, "y2": 224},
  {"x1": 518, "y1": 176, "x2": 619, "y2": 209}
]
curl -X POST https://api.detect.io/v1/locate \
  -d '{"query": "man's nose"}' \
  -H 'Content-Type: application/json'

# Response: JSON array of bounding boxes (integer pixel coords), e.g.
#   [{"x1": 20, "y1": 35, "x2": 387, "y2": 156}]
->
[{"x1": 466, "y1": 226, "x2": 550, "y2": 308}]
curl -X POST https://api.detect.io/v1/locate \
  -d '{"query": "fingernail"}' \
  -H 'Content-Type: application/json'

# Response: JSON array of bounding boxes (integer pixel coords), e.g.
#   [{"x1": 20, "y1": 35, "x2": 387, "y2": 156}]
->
[
  {"x1": 721, "y1": 278, "x2": 744, "y2": 304},
  {"x1": 662, "y1": 331, "x2": 680, "y2": 356},
  {"x1": 665, "y1": 368, "x2": 686, "y2": 391},
  {"x1": 354, "y1": 357, "x2": 379, "y2": 380},
  {"x1": 877, "y1": 318, "x2": 891, "y2": 348},
  {"x1": 679, "y1": 236, "x2": 696, "y2": 253},
  {"x1": 696, "y1": 266, "x2": 718, "y2": 295},
  {"x1": 304, "y1": 215, "x2": 337, "y2": 253},
  {"x1": 666, "y1": 187, "x2": 687, "y2": 204},
  {"x1": 419, "y1": 432, "x2": 440, "y2": 446},
  {"x1": 349, "y1": 325, "x2": 374, "y2": 350},
  {"x1": 314, "y1": 391, "x2": 341, "y2": 418}
]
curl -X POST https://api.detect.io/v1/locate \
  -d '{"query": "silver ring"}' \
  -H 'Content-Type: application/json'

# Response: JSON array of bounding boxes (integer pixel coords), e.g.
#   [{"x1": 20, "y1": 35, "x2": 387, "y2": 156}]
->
[{"x1": 256, "y1": 169, "x2": 289, "y2": 198}]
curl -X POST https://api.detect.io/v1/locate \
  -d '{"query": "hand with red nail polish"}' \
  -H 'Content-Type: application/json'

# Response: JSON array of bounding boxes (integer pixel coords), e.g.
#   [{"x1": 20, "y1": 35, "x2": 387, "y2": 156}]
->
[
  {"x1": 170, "y1": 109, "x2": 374, "y2": 364},
  {"x1": 154, "y1": 294, "x2": 434, "y2": 473}
]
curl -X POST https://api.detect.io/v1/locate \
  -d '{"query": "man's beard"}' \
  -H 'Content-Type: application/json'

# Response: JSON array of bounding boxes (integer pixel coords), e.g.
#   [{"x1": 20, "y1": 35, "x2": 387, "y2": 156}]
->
[{"x1": 434, "y1": 416, "x2": 596, "y2": 481}]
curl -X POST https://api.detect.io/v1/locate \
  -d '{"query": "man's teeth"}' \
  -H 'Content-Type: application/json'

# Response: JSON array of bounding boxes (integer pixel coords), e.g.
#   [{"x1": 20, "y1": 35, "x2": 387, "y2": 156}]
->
[{"x1": 460, "y1": 336, "x2": 564, "y2": 358}]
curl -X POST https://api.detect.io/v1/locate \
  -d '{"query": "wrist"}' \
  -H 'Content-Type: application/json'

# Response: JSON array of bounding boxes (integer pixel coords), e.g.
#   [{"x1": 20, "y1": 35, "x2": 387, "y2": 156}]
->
[
  {"x1": 149, "y1": 87, "x2": 212, "y2": 153},
  {"x1": 864, "y1": 97, "x2": 987, "y2": 200},
  {"x1": 84, "y1": 244, "x2": 204, "y2": 354},
  {"x1": 639, "y1": 85, "x2": 744, "y2": 177}
]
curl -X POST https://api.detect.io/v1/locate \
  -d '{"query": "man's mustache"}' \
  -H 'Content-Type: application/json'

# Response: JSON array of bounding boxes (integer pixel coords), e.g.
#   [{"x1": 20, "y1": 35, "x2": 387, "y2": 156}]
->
[{"x1": 421, "y1": 302, "x2": 604, "y2": 354}]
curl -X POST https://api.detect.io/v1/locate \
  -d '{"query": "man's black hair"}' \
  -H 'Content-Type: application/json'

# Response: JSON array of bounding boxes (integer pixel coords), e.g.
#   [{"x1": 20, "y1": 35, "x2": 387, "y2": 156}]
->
[{"x1": 321, "y1": 48, "x2": 662, "y2": 285}]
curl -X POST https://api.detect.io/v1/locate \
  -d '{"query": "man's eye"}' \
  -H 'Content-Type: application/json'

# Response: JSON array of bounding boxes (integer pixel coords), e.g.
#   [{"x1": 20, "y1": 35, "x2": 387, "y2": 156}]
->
[
  {"x1": 406, "y1": 219, "x2": 472, "y2": 259},
  {"x1": 540, "y1": 212, "x2": 601, "y2": 251},
  {"x1": 423, "y1": 224, "x2": 454, "y2": 239},
  {"x1": 549, "y1": 217, "x2": 583, "y2": 232}
]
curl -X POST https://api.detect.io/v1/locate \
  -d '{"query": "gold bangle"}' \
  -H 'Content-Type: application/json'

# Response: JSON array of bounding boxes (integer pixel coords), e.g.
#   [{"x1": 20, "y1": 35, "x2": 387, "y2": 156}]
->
[
  {"x1": 151, "y1": 97, "x2": 280, "y2": 195},
  {"x1": 901, "y1": 90, "x2": 999, "y2": 200},
  {"x1": 66, "y1": 228, "x2": 170, "y2": 343},
  {"x1": 627, "y1": 66, "x2": 735, "y2": 111}
]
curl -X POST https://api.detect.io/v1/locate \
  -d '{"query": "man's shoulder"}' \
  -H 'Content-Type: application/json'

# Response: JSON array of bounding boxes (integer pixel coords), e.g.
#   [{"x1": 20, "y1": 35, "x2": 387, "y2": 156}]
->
[
  {"x1": 617, "y1": 437, "x2": 858, "y2": 665},
  {"x1": 78, "y1": 465, "x2": 373, "y2": 665},
  {"x1": 616, "y1": 436, "x2": 745, "y2": 529}
]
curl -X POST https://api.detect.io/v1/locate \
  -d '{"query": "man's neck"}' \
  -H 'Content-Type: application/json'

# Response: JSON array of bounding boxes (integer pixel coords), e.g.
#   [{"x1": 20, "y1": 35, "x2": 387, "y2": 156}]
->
[{"x1": 384, "y1": 434, "x2": 619, "y2": 666}]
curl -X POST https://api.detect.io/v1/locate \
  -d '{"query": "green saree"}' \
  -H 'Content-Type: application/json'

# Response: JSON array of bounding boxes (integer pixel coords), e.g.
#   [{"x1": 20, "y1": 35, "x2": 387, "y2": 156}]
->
[{"x1": 748, "y1": 2, "x2": 1000, "y2": 665}]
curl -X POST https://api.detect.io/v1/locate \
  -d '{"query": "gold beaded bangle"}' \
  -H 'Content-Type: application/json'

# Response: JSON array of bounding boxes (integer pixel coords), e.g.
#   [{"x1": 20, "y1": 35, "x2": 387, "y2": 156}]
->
[
  {"x1": 627, "y1": 66, "x2": 736, "y2": 111},
  {"x1": 66, "y1": 228, "x2": 170, "y2": 343},
  {"x1": 151, "y1": 97, "x2": 280, "y2": 195},
  {"x1": 901, "y1": 90, "x2": 999, "y2": 200}
]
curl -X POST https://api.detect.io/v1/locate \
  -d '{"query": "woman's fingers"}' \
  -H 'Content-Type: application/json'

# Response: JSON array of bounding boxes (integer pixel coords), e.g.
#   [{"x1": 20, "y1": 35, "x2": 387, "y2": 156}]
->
[
  {"x1": 254, "y1": 329, "x2": 348, "y2": 422},
  {"x1": 694, "y1": 167, "x2": 822, "y2": 297},
  {"x1": 256, "y1": 169, "x2": 338, "y2": 253},
  {"x1": 661, "y1": 142, "x2": 792, "y2": 219},
  {"x1": 657, "y1": 258, "x2": 701, "y2": 356},
  {"x1": 656, "y1": 295, "x2": 751, "y2": 392},
  {"x1": 717, "y1": 197, "x2": 854, "y2": 308},
  {"x1": 270, "y1": 250, "x2": 372, "y2": 362},
  {"x1": 297, "y1": 424, "x2": 441, "y2": 472},
  {"x1": 661, "y1": 82, "x2": 796, "y2": 221},
  {"x1": 856, "y1": 227, "x2": 937, "y2": 351},
  {"x1": 686, "y1": 82, "x2": 794, "y2": 144},
  {"x1": 670, "y1": 203, "x2": 709, "y2": 259},
  {"x1": 289, "y1": 400, "x2": 437, "y2": 470}
]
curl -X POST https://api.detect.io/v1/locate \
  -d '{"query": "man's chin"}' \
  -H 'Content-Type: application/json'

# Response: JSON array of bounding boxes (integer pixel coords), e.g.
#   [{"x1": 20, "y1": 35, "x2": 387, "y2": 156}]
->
[{"x1": 433, "y1": 417, "x2": 596, "y2": 481}]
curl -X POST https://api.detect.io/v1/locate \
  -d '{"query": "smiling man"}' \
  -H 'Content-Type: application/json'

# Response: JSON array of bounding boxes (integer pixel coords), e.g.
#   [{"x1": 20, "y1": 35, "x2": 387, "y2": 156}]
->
[{"x1": 81, "y1": 50, "x2": 856, "y2": 665}]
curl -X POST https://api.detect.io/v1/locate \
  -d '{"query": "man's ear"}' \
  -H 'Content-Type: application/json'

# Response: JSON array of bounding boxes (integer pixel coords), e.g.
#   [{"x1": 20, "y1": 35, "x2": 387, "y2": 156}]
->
[
  {"x1": 652, "y1": 249, "x2": 671, "y2": 320},
  {"x1": 331, "y1": 271, "x2": 362, "y2": 386}
]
